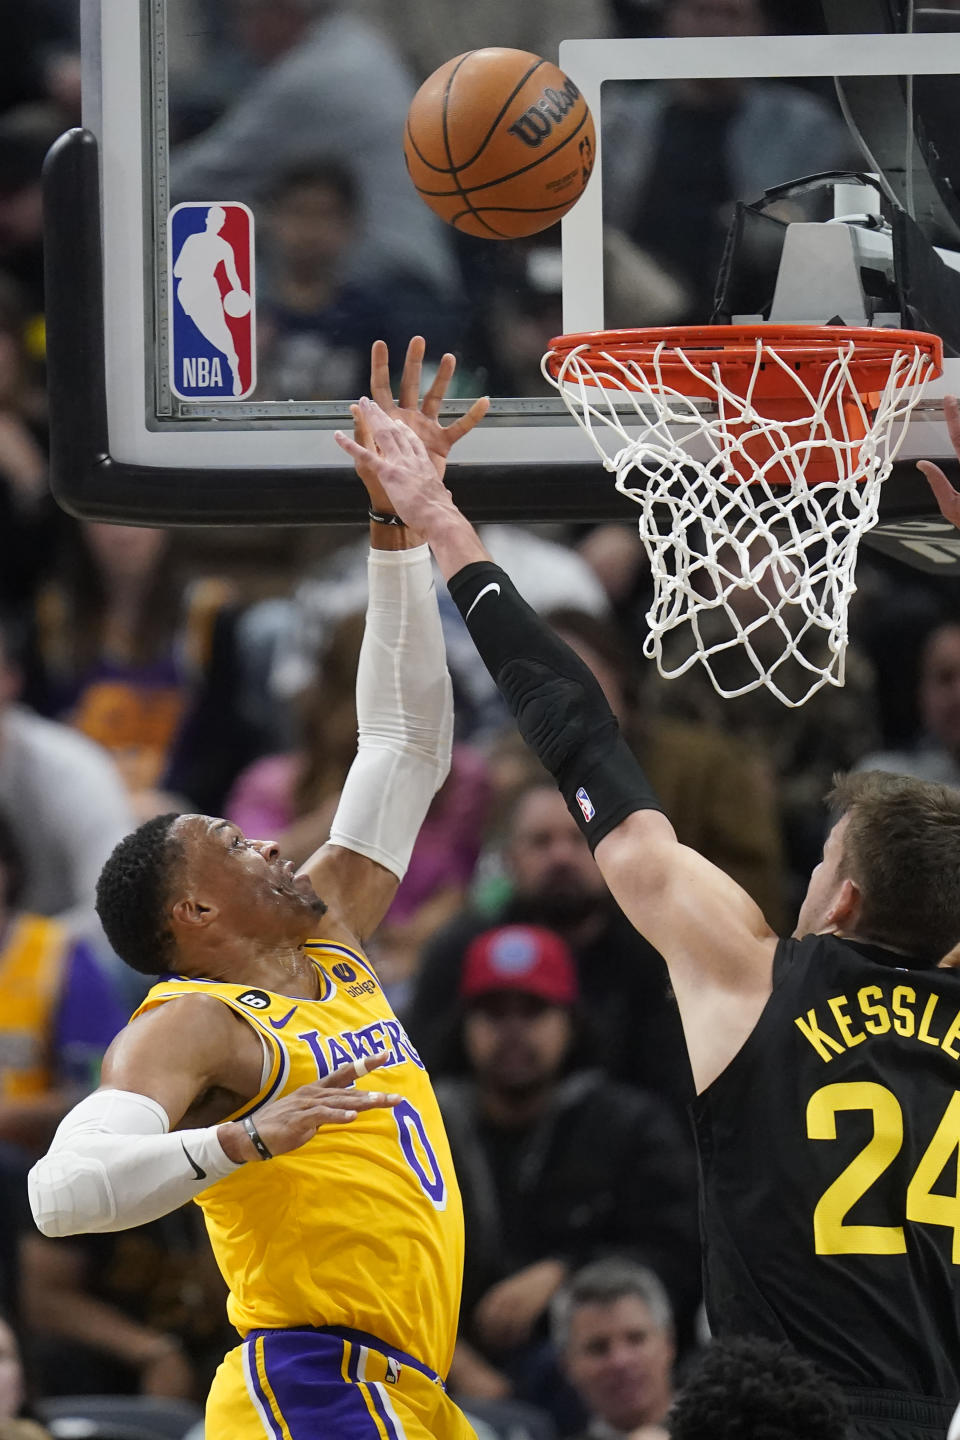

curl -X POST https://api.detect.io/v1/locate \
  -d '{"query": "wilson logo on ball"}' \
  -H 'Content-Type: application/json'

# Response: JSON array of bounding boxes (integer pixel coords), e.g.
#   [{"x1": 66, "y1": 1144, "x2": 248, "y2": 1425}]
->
[
  {"x1": 507, "y1": 79, "x2": 582, "y2": 147},
  {"x1": 403, "y1": 47, "x2": 596, "y2": 239}
]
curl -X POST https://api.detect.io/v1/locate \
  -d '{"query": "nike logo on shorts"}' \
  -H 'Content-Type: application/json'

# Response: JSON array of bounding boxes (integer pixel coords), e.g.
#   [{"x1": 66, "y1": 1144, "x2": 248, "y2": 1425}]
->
[
  {"x1": 181, "y1": 1139, "x2": 206, "y2": 1181},
  {"x1": 465, "y1": 582, "x2": 501, "y2": 620},
  {"x1": 268, "y1": 1005, "x2": 298, "y2": 1029}
]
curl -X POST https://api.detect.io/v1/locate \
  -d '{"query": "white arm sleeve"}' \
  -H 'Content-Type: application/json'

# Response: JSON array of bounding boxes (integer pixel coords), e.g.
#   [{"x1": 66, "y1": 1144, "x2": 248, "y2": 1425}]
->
[
  {"x1": 28, "y1": 1089, "x2": 243, "y2": 1238},
  {"x1": 328, "y1": 543, "x2": 453, "y2": 881}
]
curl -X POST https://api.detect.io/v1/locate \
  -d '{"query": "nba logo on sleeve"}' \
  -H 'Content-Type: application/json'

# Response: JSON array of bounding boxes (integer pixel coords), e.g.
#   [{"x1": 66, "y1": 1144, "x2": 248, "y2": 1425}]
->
[
  {"x1": 575, "y1": 787, "x2": 595, "y2": 822},
  {"x1": 169, "y1": 202, "x2": 256, "y2": 400}
]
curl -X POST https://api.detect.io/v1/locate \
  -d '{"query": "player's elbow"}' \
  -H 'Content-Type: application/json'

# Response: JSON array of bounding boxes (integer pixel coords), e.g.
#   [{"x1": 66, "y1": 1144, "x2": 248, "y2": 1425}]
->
[
  {"x1": 28, "y1": 1152, "x2": 116, "y2": 1238},
  {"x1": 31, "y1": 1207, "x2": 77, "y2": 1240},
  {"x1": 595, "y1": 811, "x2": 678, "y2": 892}
]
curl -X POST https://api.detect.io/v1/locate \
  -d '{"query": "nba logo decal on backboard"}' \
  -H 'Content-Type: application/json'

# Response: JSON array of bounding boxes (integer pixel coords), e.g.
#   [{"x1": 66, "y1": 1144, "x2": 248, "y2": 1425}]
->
[{"x1": 169, "y1": 202, "x2": 256, "y2": 400}]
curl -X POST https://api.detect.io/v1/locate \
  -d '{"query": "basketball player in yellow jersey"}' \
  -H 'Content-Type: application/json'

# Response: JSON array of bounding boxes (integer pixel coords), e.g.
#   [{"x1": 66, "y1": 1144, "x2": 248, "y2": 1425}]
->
[{"x1": 27, "y1": 340, "x2": 489, "y2": 1440}]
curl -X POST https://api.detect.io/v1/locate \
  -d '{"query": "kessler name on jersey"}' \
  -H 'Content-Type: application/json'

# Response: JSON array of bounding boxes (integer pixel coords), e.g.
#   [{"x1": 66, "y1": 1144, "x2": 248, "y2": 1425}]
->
[{"x1": 795, "y1": 978, "x2": 960, "y2": 1063}]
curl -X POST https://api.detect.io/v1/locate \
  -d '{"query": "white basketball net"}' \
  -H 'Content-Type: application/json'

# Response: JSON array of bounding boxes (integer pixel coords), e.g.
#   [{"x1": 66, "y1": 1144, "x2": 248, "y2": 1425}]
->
[{"x1": 543, "y1": 335, "x2": 938, "y2": 706}]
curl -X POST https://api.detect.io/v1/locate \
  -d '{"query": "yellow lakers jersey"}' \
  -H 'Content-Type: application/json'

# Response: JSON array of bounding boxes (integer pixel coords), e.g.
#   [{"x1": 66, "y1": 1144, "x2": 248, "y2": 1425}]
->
[{"x1": 133, "y1": 939, "x2": 463, "y2": 1378}]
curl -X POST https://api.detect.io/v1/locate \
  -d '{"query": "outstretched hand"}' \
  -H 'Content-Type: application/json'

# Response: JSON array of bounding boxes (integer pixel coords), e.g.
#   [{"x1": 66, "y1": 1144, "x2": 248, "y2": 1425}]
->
[
  {"x1": 218, "y1": 1054, "x2": 399, "y2": 1164},
  {"x1": 918, "y1": 395, "x2": 960, "y2": 530},
  {"x1": 336, "y1": 395, "x2": 459, "y2": 536},
  {"x1": 348, "y1": 337, "x2": 489, "y2": 514}
]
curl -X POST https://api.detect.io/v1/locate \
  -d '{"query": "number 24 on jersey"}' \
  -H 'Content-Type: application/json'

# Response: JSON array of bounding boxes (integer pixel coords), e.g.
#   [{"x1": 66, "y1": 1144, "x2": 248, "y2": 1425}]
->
[{"x1": 808, "y1": 1082, "x2": 960, "y2": 1261}]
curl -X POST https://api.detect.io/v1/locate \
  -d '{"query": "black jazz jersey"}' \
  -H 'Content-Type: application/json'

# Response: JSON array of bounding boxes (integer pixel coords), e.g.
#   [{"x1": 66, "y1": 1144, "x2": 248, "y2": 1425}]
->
[{"x1": 694, "y1": 933, "x2": 960, "y2": 1402}]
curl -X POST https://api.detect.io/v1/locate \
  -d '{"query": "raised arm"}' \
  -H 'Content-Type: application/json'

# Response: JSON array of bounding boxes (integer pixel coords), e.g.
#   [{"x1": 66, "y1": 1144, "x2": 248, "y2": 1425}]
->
[
  {"x1": 335, "y1": 398, "x2": 777, "y2": 1090},
  {"x1": 299, "y1": 338, "x2": 489, "y2": 943}
]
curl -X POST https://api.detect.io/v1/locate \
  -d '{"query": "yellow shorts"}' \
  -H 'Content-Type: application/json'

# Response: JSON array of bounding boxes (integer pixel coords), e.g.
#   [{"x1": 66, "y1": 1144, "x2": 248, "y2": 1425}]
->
[{"x1": 206, "y1": 1326, "x2": 478, "y2": 1440}]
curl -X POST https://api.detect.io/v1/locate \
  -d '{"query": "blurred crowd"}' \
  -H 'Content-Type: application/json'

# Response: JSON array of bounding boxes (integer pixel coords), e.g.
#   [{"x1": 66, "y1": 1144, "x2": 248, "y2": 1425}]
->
[{"x1": 1, "y1": 0, "x2": 959, "y2": 1437}]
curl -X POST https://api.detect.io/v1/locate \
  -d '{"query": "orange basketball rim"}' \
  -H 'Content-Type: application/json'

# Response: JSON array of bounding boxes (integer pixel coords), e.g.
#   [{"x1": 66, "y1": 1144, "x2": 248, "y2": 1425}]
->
[{"x1": 544, "y1": 324, "x2": 944, "y2": 484}]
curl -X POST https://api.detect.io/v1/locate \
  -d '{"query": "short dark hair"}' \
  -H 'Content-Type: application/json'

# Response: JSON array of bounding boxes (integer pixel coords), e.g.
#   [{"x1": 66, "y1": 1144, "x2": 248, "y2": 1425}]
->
[
  {"x1": 668, "y1": 1336, "x2": 848, "y2": 1439},
  {"x1": 828, "y1": 770, "x2": 960, "y2": 961},
  {"x1": 95, "y1": 814, "x2": 183, "y2": 975}
]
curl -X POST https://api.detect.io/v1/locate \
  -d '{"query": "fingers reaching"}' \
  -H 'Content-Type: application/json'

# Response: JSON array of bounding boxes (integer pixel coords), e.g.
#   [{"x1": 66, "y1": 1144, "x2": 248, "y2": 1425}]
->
[
  {"x1": 445, "y1": 394, "x2": 492, "y2": 445},
  {"x1": 313, "y1": 1053, "x2": 391, "y2": 1090},
  {"x1": 305, "y1": 1089, "x2": 400, "y2": 1128},
  {"x1": 356, "y1": 396, "x2": 429, "y2": 459},
  {"x1": 397, "y1": 335, "x2": 426, "y2": 412},
  {"x1": 232, "y1": 1052, "x2": 402, "y2": 1161},
  {"x1": 917, "y1": 459, "x2": 954, "y2": 498},
  {"x1": 918, "y1": 459, "x2": 960, "y2": 530},
  {"x1": 309, "y1": 1086, "x2": 400, "y2": 1128},
  {"x1": 369, "y1": 339, "x2": 395, "y2": 413},
  {"x1": 421, "y1": 352, "x2": 457, "y2": 420},
  {"x1": 309, "y1": 1091, "x2": 395, "y2": 1110},
  {"x1": 311, "y1": 1090, "x2": 398, "y2": 1112},
  {"x1": 335, "y1": 401, "x2": 428, "y2": 487},
  {"x1": 369, "y1": 336, "x2": 429, "y2": 416},
  {"x1": 352, "y1": 403, "x2": 373, "y2": 455},
  {"x1": 348, "y1": 338, "x2": 489, "y2": 491},
  {"x1": 334, "y1": 428, "x2": 367, "y2": 465}
]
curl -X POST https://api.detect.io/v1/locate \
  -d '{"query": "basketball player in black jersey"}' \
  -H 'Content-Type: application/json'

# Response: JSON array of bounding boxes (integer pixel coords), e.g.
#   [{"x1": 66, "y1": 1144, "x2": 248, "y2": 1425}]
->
[{"x1": 335, "y1": 384, "x2": 960, "y2": 1440}]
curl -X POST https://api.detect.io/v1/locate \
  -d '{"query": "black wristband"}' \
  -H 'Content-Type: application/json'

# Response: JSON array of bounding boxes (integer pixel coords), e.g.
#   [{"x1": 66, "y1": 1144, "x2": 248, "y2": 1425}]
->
[
  {"x1": 448, "y1": 560, "x2": 663, "y2": 850},
  {"x1": 242, "y1": 1113, "x2": 273, "y2": 1161},
  {"x1": 368, "y1": 509, "x2": 406, "y2": 527}
]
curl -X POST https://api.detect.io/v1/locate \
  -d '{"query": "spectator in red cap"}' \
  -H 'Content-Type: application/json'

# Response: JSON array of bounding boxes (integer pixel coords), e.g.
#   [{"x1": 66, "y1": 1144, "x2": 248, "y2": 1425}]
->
[
  {"x1": 436, "y1": 924, "x2": 700, "y2": 1430},
  {"x1": 461, "y1": 923, "x2": 579, "y2": 1008},
  {"x1": 409, "y1": 781, "x2": 693, "y2": 1123}
]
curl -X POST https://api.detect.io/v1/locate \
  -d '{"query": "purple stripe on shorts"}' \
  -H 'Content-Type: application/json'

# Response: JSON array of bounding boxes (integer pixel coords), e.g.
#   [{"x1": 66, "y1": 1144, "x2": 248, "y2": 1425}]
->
[
  {"x1": 368, "y1": 1382, "x2": 401, "y2": 1440},
  {"x1": 244, "y1": 1342, "x2": 284, "y2": 1440}
]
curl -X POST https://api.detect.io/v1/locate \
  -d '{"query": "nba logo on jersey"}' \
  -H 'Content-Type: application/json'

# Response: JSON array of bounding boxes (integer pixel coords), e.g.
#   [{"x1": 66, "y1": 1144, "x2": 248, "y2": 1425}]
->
[{"x1": 169, "y1": 202, "x2": 256, "y2": 401}]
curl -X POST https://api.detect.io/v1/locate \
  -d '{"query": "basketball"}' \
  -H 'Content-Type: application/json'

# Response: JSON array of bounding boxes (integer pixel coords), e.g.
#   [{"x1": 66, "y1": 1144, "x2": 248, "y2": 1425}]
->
[
  {"x1": 403, "y1": 48, "x2": 595, "y2": 240},
  {"x1": 223, "y1": 288, "x2": 252, "y2": 318}
]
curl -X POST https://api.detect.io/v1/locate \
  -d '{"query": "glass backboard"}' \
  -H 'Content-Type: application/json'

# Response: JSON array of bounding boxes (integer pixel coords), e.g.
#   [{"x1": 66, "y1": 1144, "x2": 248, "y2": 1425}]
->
[{"x1": 44, "y1": 0, "x2": 960, "y2": 558}]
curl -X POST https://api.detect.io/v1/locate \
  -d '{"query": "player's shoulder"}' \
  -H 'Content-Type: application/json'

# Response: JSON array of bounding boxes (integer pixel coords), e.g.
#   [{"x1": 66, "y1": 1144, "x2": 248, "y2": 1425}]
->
[
  {"x1": 129, "y1": 984, "x2": 254, "y2": 1046},
  {"x1": 103, "y1": 988, "x2": 247, "y2": 1075},
  {"x1": 772, "y1": 931, "x2": 920, "y2": 986}
]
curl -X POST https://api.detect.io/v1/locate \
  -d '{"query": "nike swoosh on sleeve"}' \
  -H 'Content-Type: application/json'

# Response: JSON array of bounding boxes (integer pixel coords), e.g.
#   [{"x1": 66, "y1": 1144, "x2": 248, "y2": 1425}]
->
[
  {"x1": 465, "y1": 581, "x2": 501, "y2": 621},
  {"x1": 181, "y1": 1139, "x2": 206, "y2": 1181},
  {"x1": 268, "y1": 1005, "x2": 298, "y2": 1030}
]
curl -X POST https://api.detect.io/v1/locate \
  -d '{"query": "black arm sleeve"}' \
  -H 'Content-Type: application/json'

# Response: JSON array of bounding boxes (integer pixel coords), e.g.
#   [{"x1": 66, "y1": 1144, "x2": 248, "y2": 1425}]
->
[{"x1": 447, "y1": 560, "x2": 663, "y2": 849}]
